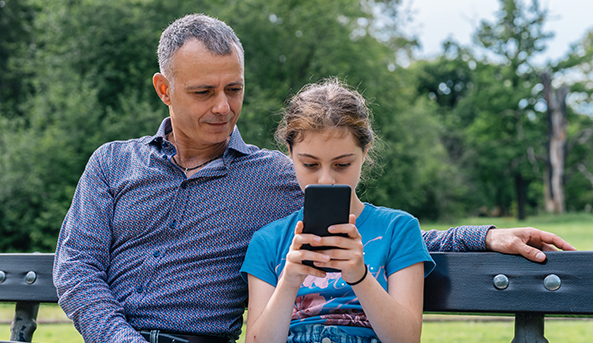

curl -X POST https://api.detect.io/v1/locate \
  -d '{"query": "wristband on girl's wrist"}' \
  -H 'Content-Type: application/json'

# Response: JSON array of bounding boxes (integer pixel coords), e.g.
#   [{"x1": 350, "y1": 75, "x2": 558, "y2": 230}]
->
[{"x1": 345, "y1": 264, "x2": 368, "y2": 286}]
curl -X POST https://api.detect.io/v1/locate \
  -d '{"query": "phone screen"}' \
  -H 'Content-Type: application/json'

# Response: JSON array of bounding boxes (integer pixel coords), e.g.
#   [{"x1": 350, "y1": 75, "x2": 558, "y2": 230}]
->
[{"x1": 301, "y1": 184, "x2": 351, "y2": 272}]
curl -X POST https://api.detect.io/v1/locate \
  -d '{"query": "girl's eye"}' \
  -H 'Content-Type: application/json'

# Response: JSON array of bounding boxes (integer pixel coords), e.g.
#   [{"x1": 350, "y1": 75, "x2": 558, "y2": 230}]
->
[
  {"x1": 335, "y1": 163, "x2": 351, "y2": 169},
  {"x1": 303, "y1": 163, "x2": 318, "y2": 168}
]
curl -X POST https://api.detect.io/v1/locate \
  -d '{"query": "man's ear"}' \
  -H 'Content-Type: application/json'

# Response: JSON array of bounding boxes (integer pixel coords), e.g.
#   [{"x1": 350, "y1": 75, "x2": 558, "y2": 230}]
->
[{"x1": 153, "y1": 73, "x2": 171, "y2": 105}]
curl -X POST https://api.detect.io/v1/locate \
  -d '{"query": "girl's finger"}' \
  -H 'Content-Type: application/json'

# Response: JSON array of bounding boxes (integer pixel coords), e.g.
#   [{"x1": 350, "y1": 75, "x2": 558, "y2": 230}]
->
[
  {"x1": 349, "y1": 214, "x2": 356, "y2": 225},
  {"x1": 327, "y1": 215, "x2": 359, "y2": 238},
  {"x1": 317, "y1": 232, "x2": 360, "y2": 250},
  {"x1": 287, "y1": 249, "x2": 331, "y2": 264},
  {"x1": 291, "y1": 233, "x2": 322, "y2": 249},
  {"x1": 294, "y1": 221, "x2": 304, "y2": 235},
  {"x1": 319, "y1": 247, "x2": 363, "y2": 262}
]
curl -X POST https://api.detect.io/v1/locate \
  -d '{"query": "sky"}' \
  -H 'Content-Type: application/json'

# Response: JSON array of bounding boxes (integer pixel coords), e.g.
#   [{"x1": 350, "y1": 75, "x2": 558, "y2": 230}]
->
[{"x1": 400, "y1": 0, "x2": 593, "y2": 66}]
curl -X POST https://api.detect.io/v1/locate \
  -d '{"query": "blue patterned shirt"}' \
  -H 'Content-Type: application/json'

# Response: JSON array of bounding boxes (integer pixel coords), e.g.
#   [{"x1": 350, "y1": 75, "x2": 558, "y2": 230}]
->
[
  {"x1": 423, "y1": 225, "x2": 493, "y2": 252},
  {"x1": 53, "y1": 118, "x2": 493, "y2": 342},
  {"x1": 53, "y1": 118, "x2": 303, "y2": 342}
]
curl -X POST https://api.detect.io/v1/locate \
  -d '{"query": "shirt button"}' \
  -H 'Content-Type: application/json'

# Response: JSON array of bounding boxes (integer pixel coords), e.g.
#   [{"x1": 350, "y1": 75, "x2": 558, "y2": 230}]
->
[
  {"x1": 321, "y1": 338, "x2": 332, "y2": 343},
  {"x1": 153, "y1": 250, "x2": 160, "y2": 258},
  {"x1": 181, "y1": 183, "x2": 187, "y2": 189},
  {"x1": 169, "y1": 220, "x2": 176, "y2": 229},
  {"x1": 136, "y1": 286, "x2": 143, "y2": 293}
]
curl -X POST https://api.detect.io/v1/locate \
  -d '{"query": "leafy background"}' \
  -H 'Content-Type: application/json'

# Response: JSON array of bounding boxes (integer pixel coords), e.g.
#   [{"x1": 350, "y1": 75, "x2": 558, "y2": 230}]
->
[{"x1": 1, "y1": 0, "x2": 592, "y2": 252}]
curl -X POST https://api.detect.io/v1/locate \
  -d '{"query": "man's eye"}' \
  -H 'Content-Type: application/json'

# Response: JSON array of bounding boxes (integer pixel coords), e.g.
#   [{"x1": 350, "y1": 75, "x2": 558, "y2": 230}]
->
[
  {"x1": 195, "y1": 91, "x2": 210, "y2": 95},
  {"x1": 303, "y1": 163, "x2": 317, "y2": 168}
]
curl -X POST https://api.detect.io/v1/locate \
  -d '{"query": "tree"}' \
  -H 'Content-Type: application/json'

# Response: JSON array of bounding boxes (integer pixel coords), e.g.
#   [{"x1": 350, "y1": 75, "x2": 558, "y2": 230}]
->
[
  {"x1": 409, "y1": 43, "x2": 490, "y2": 217},
  {"x1": 541, "y1": 72, "x2": 568, "y2": 213},
  {"x1": 548, "y1": 29, "x2": 593, "y2": 212},
  {"x1": 468, "y1": 0, "x2": 553, "y2": 219}
]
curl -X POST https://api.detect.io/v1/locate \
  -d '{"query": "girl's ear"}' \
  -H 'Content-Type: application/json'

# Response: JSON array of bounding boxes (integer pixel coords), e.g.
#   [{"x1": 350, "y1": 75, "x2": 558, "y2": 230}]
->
[{"x1": 362, "y1": 144, "x2": 370, "y2": 162}]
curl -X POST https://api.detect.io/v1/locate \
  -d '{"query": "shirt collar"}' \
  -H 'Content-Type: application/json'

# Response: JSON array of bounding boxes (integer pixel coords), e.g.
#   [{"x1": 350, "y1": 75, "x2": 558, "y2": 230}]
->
[
  {"x1": 149, "y1": 117, "x2": 252, "y2": 156},
  {"x1": 148, "y1": 117, "x2": 172, "y2": 147},
  {"x1": 226, "y1": 125, "x2": 252, "y2": 156}
]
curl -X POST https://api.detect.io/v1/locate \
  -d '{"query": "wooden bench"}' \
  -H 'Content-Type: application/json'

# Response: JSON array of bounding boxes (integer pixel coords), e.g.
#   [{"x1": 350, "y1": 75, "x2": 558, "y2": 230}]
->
[
  {"x1": 1, "y1": 251, "x2": 592, "y2": 342},
  {"x1": 0, "y1": 253, "x2": 57, "y2": 342},
  {"x1": 424, "y1": 251, "x2": 593, "y2": 343}
]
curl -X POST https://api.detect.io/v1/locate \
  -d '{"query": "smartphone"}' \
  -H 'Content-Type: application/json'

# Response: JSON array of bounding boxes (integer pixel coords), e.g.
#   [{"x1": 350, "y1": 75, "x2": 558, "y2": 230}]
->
[{"x1": 301, "y1": 184, "x2": 351, "y2": 272}]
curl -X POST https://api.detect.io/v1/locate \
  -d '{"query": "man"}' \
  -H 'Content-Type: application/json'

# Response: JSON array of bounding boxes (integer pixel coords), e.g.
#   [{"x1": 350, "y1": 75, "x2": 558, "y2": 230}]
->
[{"x1": 53, "y1": 14, "x2": 575, "y2": 343}]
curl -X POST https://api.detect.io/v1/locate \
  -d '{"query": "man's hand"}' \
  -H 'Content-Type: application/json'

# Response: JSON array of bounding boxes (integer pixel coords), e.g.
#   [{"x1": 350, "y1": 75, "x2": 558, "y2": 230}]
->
[{"x1": 485, "y1": 227, "x2": 577, "y2": 262}]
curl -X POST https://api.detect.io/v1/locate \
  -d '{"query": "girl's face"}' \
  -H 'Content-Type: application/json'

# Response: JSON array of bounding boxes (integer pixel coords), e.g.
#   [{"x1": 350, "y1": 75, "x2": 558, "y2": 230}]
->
[{"x1": 290, "y1": 128, "x2": 366, "y2": 194}]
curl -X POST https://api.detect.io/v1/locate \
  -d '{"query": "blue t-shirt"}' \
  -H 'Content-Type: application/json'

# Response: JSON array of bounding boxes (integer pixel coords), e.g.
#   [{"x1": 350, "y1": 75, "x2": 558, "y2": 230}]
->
[{"x1": 241, "y1": 203, "x2": 435, "y2": 338}]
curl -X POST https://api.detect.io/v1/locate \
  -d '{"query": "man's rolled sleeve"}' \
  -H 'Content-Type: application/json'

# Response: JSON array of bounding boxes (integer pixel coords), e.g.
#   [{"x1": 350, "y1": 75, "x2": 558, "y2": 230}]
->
[{"x1": 422, "y1": 225, "x2": 496, "y2": 252}]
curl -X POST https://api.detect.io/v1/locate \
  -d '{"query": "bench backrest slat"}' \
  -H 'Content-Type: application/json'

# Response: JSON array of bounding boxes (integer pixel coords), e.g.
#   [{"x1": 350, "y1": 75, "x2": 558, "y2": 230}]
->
[
  {"x1": 424, "y1": 251, "x2": 593, "y2": 315},
  {"x1": 0, "y1": 254, "x2": 58, "y2": 303},
  {"x1": 1, "y1": 251, "x2": 593, "y2": 342}
]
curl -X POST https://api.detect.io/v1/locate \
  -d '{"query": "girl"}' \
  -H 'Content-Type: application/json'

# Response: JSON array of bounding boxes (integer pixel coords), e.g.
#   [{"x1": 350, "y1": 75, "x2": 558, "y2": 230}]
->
[{"x1": 240, "y1": 78, "x2": 435, "y2": 343}]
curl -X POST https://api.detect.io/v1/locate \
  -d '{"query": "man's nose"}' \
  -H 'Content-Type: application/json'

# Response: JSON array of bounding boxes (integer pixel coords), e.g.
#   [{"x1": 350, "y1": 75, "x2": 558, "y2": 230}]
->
[{"x1": 212, "y1": 93, "x2": 230, "y2": 115}]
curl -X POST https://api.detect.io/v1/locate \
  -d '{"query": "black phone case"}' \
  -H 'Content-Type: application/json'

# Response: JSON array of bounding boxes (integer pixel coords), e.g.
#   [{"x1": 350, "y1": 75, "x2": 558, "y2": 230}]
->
[{"x1": 302, "y1": 184, "x2": 351, "y2": 272}]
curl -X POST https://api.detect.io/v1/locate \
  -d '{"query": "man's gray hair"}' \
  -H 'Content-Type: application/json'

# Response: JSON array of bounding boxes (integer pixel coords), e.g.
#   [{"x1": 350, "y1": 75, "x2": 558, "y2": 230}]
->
[{"x1": 157, "y1": 14, "x2": 244, "y2": 78}]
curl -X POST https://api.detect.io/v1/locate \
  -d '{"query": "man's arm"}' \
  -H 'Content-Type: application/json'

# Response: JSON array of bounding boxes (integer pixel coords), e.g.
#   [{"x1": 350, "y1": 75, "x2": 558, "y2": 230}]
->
[
  {"x1": 53, "y1": 148, "x2": 146, "y2": 343},
  {"x1": 423, "y1": 225, "x2": 576, "y2": 262}
]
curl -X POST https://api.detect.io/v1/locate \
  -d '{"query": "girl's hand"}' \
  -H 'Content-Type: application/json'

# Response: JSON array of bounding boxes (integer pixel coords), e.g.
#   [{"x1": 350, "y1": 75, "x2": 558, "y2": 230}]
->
[
  {"x1": 281, "y1": 221, "x2": 329, "y2": 288},
  {"x1": 310, "y1": 214, "x2": 366, "y2": 284}
]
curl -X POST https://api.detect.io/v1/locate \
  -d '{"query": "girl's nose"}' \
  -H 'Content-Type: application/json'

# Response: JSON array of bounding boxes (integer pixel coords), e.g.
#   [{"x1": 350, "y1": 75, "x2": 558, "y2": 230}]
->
[{"x1": 318, "y1": 169, "x2": 335, "y2": 185}]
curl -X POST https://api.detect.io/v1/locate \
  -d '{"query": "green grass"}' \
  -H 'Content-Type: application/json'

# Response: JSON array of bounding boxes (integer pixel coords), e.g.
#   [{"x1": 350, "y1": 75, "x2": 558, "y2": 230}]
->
[
  {"x1": 0, "y1": 303, "x2": 83, "y2": 343},
  {"x1": 3, "y1": 213, "x2": 591, "y2": 342},
  {"x1": 422, "y1": 318, "x2": 593, "y2": 342},
  {"x1": 422, "y1": 320, "x2": 514, "y2": 342},
  {"x1": 422, "y1": 212, "x2": 593, "y2": 251}
]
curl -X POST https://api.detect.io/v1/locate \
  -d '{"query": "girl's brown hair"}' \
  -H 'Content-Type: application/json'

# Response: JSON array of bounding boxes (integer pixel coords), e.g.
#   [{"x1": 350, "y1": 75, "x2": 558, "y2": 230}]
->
[{"x1": 275, "y1": 77, "x2": 376, "y2": 155}]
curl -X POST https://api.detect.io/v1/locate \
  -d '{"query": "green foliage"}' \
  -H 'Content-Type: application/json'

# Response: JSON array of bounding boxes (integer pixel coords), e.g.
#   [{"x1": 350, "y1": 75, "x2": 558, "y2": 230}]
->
[
  {"x1": 0, "y1": 0, "x2": 592, "y2": 251},
  {"x1": 0, "y1": 73, "x2": 101, "y2": 252},
  {"x1": 221, "y1": 0, "x2": 402, "y2": 149},
  {"x1": 2, "y1": 0, "x2": 441, "y2": 250},
  {"x1": 362, "y1": 97, "x2": 470, "y2": 220},
  {"x1": 465, "y1": 0, "x2": 552, "y2": 216},
  {"x1": 0, "y1": 0, "x2": 174, "y2": 251},
  {"x1": 0, "y1": 0, "x2": 38, "y2": 117},
  {"x1": 408, "y1": 0, "x2": 593, "y2": 218},
  {"x1": 553, "y1": 31, "x2": 593, "y2": 212}
]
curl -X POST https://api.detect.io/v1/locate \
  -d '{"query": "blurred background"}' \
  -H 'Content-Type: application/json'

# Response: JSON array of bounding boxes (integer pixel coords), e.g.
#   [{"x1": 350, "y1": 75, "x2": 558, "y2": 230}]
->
[{"x1": 1, "y1": 0, "x2": 592, "y2": 255}]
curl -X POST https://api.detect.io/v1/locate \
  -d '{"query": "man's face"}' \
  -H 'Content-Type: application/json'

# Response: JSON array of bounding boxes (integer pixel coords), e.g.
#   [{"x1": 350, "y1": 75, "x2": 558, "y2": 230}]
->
[{"x1": 162, "y1": 39, "x2": 244, "y2": 148}]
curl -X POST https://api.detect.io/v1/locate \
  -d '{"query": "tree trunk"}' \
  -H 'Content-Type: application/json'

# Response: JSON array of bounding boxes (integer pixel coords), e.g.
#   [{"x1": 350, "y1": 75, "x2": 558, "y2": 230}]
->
[
  {"x1": 515, "y1": 174, "x2": 527, "y2": 221},
  {"x1": 541, "y1": 73, "x2": 568, "y2": 214}
]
